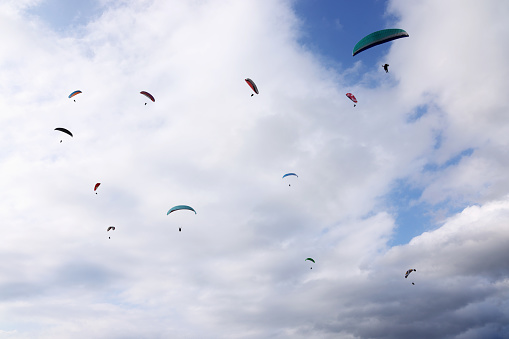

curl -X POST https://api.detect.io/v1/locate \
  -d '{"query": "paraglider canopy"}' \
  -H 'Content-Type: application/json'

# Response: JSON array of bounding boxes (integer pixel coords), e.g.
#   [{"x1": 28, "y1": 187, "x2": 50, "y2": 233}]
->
[
  {"x1": 245, "y1": 78, "x2": 259, "y2": 96},
  {"x1": 55, "y1": 127, "x2": 73, "y2": 137},
  {"x1": 353, "y1": 29, "x2": 409, "y2": 56},
  {"x1": 167, "y1": 205, "x2": 196, "y2": 215},
  {"x1": 68, "y1": 90, "x2": 82, "y2": 99},
  {"x1": 94, "y1": 183, "x2": 101, "y2": 194},
  {"x1": 346, "y1": 93, "x2": 357, "y2": 106},
  {"x1": 140, "y1": 91, "x2": 155, "y2": 104}
]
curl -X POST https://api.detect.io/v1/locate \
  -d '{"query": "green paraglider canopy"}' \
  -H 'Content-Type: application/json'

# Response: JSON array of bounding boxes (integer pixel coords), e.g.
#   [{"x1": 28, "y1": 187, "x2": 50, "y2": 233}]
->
[
  {"x1": 353, "y1": 29, "x2": 409, "y2": 56},
  {"x1": 305, "y1": 258, "x2": 315, "y2": 263},
  {"x1": 167, "y1": 205, "x2": 196, "y2": 215}
]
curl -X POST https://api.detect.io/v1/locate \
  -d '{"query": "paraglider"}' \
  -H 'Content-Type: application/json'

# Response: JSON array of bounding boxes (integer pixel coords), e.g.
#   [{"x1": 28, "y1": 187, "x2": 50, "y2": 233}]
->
[
  {"x1": 167, "y1": 205, "x2": 196, "y2": 232},
  {"x1": 245, "y1": 78, "x2": 258, "y2": 97},
  {"x1": 405, "y1": 268, "x2": 416, "y2": 278},
  {"x1": 94, "y1": 183, "x2": 101, "y2": 194},
  {"x1": 282, "y1": 173, "x2": 298, "y2": 186},
  {"x1": 353, "y1": 29, "x2": 409, "y2": 56},
  {"x1": 382, "y1": 64, "x2": 389, "y2": 73},
  {"x1": 305, "y1": 257, "x2": 315, "y2": 269},
  {"x1": 69, "y1": 90, "x2": 82, "y2": 102},
  {"x1": 55, "y1": 127, "x2": 73, "y2": 143},
  {"x1": 107, "y1": 226, "x2": 115, "y2": 239},
  {"x1": 140, "y1": 91, "x2": 155, "y2": 105},
  {"x1": 346, "y1": 93, "x2": 357, "y2": 107}
]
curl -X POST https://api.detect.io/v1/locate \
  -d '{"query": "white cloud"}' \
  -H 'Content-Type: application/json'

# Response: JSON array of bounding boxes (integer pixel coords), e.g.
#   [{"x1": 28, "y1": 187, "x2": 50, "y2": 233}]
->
[
  {"x1": 387, "y1": 0, "x2": 509, "y2": 206},
  {"x1": 0, "y1": 0, "x2": 508, "y2": 338}
]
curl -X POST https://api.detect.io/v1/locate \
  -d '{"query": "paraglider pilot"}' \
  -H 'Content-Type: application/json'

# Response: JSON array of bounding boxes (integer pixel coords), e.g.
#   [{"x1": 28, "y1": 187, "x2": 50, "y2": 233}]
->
[{"x1": 382, "y1": 64, "x2": 389, "y2": 73}]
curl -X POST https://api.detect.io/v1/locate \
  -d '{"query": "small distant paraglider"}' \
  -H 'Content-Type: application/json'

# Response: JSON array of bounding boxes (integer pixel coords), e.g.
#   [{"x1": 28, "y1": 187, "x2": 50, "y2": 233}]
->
[
  {"x1": 405, "y1": 269, "x2": 417, "y2": 285},
  {"x1": 94, "y1": 183, "x2": 101, "y2": 194},
  {"x1": 107, "y1": 226, "x2": 115, "y2": 239},
  {"x1": 69, "y1": 90, "x2": 82, "y2": 102},
  {"x1": 282, "y1": 173, "x2": 298, "y2": 186},
  {"x1": 305, "y1": 258, "x2": 315, "y2": 269},
  {"x1": 346, "y1": 93, "x2": 357, "y2": 107},
  {"x1": 167, "y1": 205, "x2": 196, "y2": 232},
  {"x1": 245, "y1": 78, "x2": 258, "y2": 97},
  {"x1": 55, "y1": 127, "x2": 73, "y2": 143},
  {"x1": 353, "y1": 29, "x2": 409, "y2": 56},
  {"x1": 382, "y1": 64, "x2": 389, "y2": 73},
  {"x1": 140, "y1": 91, "x2": 155, "y2": 105}
]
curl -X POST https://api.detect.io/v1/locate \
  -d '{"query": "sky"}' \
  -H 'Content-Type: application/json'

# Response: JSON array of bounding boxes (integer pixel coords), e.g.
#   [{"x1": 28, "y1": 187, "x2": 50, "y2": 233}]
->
[{"x1": 1, "y1": 0, "x2": 509, "y2": 338}]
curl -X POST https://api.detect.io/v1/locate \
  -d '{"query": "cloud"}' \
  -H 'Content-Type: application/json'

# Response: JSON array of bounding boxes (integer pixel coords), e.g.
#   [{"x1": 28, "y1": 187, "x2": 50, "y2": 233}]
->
[
  {"x1": 387, "y1": 0, "x2": 509, "y2": 207},
  {"x1": 0, "y1": 0, "x2": 508, "y2": 338}
]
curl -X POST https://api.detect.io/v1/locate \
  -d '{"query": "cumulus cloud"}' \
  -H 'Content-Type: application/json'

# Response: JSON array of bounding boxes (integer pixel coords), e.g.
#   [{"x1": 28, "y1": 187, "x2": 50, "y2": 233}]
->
[{"x1": 0, "y1": 0, "x2": 508, "y2": 338}]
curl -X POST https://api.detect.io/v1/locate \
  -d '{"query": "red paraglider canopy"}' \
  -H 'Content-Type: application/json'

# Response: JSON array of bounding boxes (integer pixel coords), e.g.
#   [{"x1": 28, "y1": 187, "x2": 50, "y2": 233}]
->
[
  {"x1": 94, "y1": 183, "x2": 101, "y2": 191},
  {"x1": 346, "y1": 93, "x2": 357, "y2": 103},
  {"x1": 245, "y1": 78, "x2": 259, "y2": 94},
  {"x1": 140, "y1": 91, "x2": 155, "y2": 102}
]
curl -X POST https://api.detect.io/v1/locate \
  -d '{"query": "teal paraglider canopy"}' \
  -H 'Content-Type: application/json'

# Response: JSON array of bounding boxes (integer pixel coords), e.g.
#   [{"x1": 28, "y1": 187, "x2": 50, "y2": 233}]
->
[
  {"x1": 353, "y1": 29, "x2": 409, "y2": 56},
  {"x1": 167, "y1": 205, "x2": 196, "y2": 215}
]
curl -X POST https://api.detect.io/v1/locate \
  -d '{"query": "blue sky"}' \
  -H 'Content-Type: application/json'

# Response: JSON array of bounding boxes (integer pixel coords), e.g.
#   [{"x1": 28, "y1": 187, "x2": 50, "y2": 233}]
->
[
  {"x1": 294, "y1": 0, "x2": 398, "y2": 78},
  {"x1": 1, "y1": 0, "x2": 509, "y2": 338},
  {"x1": 26, "y1": 0, "x2": 103, "y2": 33}
]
